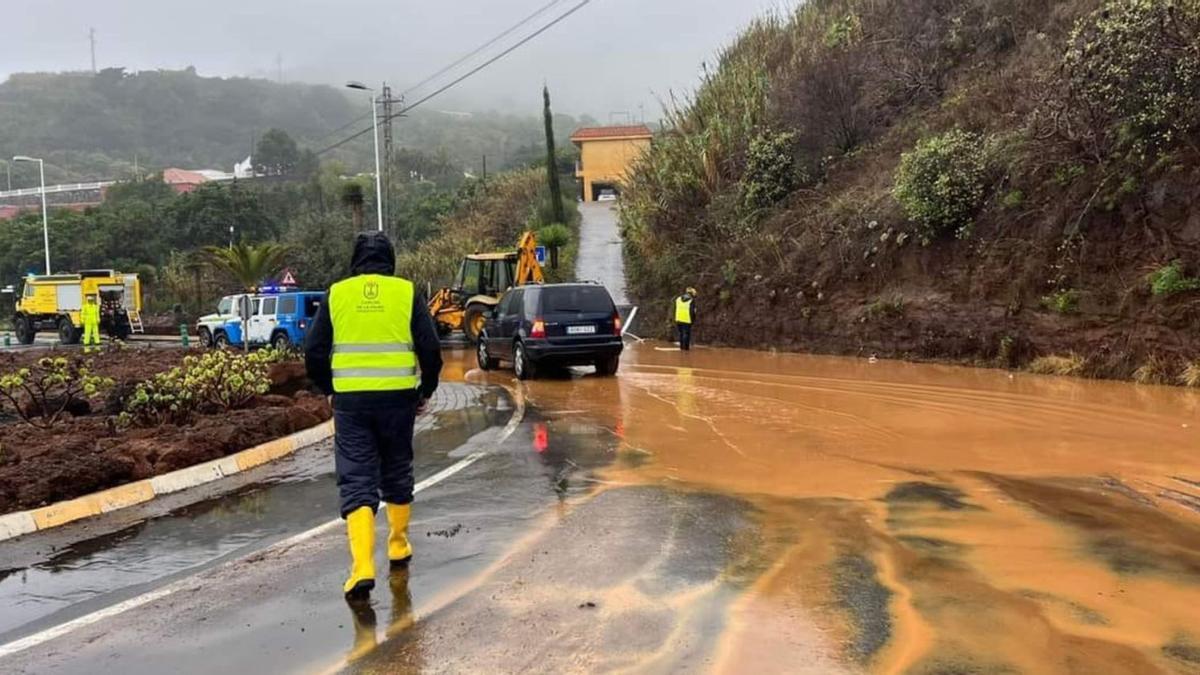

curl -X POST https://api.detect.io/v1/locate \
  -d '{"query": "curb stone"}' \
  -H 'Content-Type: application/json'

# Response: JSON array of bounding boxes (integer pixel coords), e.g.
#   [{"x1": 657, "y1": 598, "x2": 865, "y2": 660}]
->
[{"x1": 0, "y1": 420, "x2": 335, "y2": 542}]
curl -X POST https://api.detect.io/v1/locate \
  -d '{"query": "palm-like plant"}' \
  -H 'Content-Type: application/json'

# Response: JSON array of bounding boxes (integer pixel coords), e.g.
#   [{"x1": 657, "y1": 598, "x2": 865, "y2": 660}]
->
[{"x1": 204, "y1": 242, "x2": 291, "y2": 291}]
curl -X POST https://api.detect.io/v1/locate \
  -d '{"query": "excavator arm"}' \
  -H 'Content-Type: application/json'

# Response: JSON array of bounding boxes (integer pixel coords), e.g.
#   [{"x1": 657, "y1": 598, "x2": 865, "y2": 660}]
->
[{"x1": 514, "y1": 231, "x2": 545, "y2": 286}]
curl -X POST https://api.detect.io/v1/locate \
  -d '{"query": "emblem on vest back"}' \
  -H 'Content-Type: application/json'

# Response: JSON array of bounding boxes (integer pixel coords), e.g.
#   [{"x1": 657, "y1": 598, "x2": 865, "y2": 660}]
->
[{"x1": 363, "y1": 282, "x2": 380, "y2": 300}]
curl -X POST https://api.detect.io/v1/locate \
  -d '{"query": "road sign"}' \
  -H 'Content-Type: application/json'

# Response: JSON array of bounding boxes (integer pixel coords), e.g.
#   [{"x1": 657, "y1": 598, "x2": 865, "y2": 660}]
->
[
  {"x1": 535, "y1": 246, "x2": 547, "y2": 265},
  {"x1": 280, "y1": 269, "x2": 297, "y2": 286}
]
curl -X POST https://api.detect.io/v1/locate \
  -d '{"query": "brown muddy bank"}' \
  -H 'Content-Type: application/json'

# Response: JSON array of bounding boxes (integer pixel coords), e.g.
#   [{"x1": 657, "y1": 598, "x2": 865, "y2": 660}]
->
[{"x1": 519, "y1": 344, "x2": 1200, "y2": 673}]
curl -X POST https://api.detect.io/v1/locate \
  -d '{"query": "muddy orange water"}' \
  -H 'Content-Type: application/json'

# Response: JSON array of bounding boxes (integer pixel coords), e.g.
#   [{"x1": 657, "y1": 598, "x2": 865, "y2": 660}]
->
[{"x1": 513, "y1": 344, "x2": 1200, "y2": 674}]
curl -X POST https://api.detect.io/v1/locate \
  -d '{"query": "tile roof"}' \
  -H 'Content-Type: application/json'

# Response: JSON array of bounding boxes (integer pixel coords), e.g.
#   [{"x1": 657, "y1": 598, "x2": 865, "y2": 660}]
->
[{"x1": 570, "y1": 125, "x2": 654, "y2": 141}]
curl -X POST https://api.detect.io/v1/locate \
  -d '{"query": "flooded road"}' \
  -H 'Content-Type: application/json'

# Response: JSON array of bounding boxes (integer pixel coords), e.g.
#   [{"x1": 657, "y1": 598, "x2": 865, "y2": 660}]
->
[
  {"x1": 2, "y1": 345, "x2": 1198, "y2": 674},
  {"x1": 506, "y1": 345, "x2": 1200, "y2": 674}
]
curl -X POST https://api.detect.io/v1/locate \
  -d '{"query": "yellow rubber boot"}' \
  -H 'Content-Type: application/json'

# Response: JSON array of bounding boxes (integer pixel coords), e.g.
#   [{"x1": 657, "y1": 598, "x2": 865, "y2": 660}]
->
[
  {"x1": 343, "y1": 506, "x2": 376, "y2": 599},
  {"x1": 385, "y1": 503, "x2": 413, "y2": 568}
]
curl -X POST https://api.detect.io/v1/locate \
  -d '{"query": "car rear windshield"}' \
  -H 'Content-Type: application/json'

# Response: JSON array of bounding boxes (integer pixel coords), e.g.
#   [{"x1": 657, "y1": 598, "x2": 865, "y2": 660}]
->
[{"x1": 541, "y1": 286, "x2": 613, "y2": 314}]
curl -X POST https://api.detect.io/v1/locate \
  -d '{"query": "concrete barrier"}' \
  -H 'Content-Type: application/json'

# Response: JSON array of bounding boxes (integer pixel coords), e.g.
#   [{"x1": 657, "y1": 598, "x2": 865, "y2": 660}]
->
[{"x1": 0, "y1": 420, "x2": 336, "y2": 542}]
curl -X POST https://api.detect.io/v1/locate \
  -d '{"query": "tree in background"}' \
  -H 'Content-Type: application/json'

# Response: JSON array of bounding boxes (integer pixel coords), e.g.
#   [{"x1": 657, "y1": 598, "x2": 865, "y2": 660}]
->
[
  {"x1": 543, "y1": 86, "x2": 567, "y2": 226},
  {"x1": 203, "y1": 242, "x2": 291, "y2": 291},
  {"x1": 255, "y1": 129, "x2": 301, "y2": 176}
]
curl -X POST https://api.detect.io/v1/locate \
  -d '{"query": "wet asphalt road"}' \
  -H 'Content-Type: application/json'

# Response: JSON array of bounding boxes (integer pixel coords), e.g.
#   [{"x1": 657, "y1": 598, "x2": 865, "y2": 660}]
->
[
  {"x1": 0, "y1": 383, "x2": 508, "y2": 643},
  {"x1": 575, "y1": 203, "x2": 627, "y2": 305},
  {"x1": 1, "y1": 348, "x2": 1199, "y2": 673}
]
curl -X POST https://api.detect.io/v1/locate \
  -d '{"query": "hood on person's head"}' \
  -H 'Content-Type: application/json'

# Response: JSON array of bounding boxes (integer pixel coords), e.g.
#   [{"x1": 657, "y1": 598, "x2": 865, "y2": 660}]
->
[{"x1": 349, "y1": 231, "x2": 396, "y2": 276}]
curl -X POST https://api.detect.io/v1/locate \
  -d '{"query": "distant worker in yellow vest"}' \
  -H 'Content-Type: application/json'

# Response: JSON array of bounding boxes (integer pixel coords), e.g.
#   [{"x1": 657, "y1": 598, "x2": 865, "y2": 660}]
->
[
  {"x1": 674, "y1": 287, "x2": 697, "y2": 351},
  {"x1": 304, "y1": 232, "x2": 444, "y2": 600},
  {"x1": 81, "y1": 295, "x2": 101, "y2": 350}
]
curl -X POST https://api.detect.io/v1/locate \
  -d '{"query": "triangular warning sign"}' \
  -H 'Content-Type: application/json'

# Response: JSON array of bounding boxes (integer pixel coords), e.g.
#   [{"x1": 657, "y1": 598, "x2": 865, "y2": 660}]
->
[{"x1": 280, "y1": 270, "x2": 297, "y2": 286}]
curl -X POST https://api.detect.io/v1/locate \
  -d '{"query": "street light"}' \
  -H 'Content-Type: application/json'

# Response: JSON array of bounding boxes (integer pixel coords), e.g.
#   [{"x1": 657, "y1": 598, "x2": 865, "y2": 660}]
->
[
  {"x1": 13, "y1": 155, "x2": 50, "y2": 275},
  {"x1": 345, "y1": 81, "x2": 384, "y2": 232}
]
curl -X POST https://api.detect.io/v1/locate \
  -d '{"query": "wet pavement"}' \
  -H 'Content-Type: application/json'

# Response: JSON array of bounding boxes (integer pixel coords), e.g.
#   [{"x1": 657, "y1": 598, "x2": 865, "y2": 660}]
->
[
  {"x1": 1, "y1": 344, "x2": 1199, "y2": 673},
  {"x1": 576, "y1": 203, "x2": 627, "y2": 305},
  {"x1": 0, "y1": 382, "x2": 509, "y2": 642}
]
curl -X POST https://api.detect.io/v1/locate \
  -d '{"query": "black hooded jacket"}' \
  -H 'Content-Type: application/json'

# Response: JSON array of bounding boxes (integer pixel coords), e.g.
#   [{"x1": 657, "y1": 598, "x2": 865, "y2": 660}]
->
[{"x1": 304, "y1": 232, "x2": 443, "y2": 409}]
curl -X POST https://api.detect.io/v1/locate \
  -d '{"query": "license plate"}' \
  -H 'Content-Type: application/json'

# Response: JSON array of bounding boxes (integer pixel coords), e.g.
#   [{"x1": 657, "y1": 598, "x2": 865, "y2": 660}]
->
[{"x1": 567, "y1": 325, "x2": 596, "y2": 335}]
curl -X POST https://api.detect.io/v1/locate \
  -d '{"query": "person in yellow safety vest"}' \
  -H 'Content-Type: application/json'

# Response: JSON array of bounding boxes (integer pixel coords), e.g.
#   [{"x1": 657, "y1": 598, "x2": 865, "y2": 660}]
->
[
  {"x1": 81, "y1": 295, "x2": 102, "y2": 350},
  {"x1": 674, "y1": 287, "x2": 697, "y2": 351},
  {"x1": 304, "y1": 231, "x2": 444, "y2": 601}
]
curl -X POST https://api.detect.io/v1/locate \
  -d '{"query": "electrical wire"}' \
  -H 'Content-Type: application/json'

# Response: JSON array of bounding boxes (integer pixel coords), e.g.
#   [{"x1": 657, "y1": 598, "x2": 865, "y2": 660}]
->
[
  {"x1": 403, "y1": 0, "x2": 570, "y2": 99},
  {"x1": 316, "y1": 0, "x2": 591, "y2": 157},
  {"x1": 311, "y1": 0, "x2": 570, "y2": 149}
]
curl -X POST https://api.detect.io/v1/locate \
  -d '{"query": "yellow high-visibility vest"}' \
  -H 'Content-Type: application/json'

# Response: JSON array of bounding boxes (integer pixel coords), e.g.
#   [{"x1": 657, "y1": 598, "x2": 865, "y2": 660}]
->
[
  {"x1": 81, "y1": 303, "x2": 100, "y2": 324},
  {"x1": 329, "y1": 275, "x2": 418, "y2": 393},
  {"x1": 675, "y1": 296, "x2": 693, "y2": 324}
]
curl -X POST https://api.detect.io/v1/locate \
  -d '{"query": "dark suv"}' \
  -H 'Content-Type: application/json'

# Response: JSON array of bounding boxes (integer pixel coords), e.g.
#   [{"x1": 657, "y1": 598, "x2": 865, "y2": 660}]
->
[{"x1": 477, "y1": 283, "x2": 623, "y2": 379}]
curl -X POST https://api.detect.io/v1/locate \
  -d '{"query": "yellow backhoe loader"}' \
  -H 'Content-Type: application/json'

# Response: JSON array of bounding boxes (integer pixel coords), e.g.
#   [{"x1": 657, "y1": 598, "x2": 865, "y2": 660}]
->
[{"x1": 428, "y1": 231, "x2": 544, "y2": 343}]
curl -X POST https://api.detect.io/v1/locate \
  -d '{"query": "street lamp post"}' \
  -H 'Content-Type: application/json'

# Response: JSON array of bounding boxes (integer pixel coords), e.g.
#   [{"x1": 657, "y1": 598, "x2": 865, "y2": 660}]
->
[
  {"x1": 13, "y1": 155, "x2": 50, "y2": 275},
  {"x1": 345, "y1": 81, "x2": 384, "y2": 232}
]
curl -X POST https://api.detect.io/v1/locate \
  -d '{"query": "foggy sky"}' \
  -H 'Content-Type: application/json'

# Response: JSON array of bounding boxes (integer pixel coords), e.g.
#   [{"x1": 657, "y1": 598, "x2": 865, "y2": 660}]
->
[{"x1": 0, "y1": 0, "x2": 782, "y2": 118}]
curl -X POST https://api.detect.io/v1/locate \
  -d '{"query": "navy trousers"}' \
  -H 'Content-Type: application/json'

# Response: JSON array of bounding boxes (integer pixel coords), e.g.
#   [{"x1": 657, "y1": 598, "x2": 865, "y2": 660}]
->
[
  {"x1": 677, "y1": 323, "x2": 692, "y2": 350},
  {"x1": 334, "y1": 402, "x2": 417, "y2": 518}
]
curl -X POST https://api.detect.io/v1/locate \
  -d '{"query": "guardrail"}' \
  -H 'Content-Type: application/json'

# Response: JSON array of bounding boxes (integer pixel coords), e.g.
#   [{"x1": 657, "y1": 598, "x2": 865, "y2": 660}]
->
[{"x1": 0, "y1": 181, "x2": 115, "y2": 199}]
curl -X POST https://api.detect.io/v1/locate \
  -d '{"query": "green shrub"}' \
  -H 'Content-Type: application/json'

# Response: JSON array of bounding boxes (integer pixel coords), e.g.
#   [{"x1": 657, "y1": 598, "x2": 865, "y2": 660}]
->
[
  {"x1": 1061, "y1": 0, "x2": 1200, "y2": 163},
  {"x1": 122, "y1": 350, "x2": 272, "y2": 427},
  {"x1": 740, "y1": 129, "x2": 803, "y2": 213},
  {"x1": 864, "y1": 297, "x2": 905, "y2": 320},
  {"x1": 893, "y1": 130, "x2": 990, "y2": 239},
  {"x1": 1001, "y1": 190, "x2": 1024, "y2": 209},
  {"x1": 1147, "y1": 261, "x2": 1200, "y2": 297},
  {"x1": 538, "y1": 223, "x2": 571, "y2": 270},
  {"x1": 0, "y1": 356, "x2": 114, "y2": 428},
  {"x1": 1040, "y1": 289, "x2": 1081, "y2": 314}
]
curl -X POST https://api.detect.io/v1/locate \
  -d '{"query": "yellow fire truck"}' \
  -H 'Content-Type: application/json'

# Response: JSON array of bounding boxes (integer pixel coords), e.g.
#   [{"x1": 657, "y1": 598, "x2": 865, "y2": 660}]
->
[{"x1": 13, "y1": 270, "x2": 143, "y2": 345}]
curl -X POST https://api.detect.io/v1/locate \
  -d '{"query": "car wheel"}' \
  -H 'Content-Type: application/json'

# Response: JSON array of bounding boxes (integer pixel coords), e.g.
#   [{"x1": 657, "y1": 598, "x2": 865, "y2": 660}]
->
[
  {"x1": 513, "y1": 342, "x2": 536, "y2": 381},
  {"x1": 271, "y1": 331, "x2": 291, "y2": 350},
  {"x1": 58, "y1": 317, "x2": 80, "y2": 345},
  {"x1": 198, "y1": 327, "x2": 213, "y2": 348},
  {"x1": 595, "y1": 355, "x2": 620, "y2": 376},
  {"x1": 14, "y1": 316, "x2": 36, "y2": 345},
  {"x1": 214, "y1": 332, "x2": 230, "y2": 348},
  {"x1": 476, "y1": 339, "x2": 499, "y2": 371}
]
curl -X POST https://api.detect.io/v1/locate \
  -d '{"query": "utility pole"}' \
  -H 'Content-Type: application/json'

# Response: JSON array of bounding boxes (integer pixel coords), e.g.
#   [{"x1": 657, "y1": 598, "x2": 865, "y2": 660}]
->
[
  {"x1": 89, "y1": 28, "x2": 96, "y2": 73},
  {"x1": 381, "y1": 82, "x2": 394, "y2": 236},
  {"x1": 481, "y1": 154, "x2": 487, "y2": 184}
]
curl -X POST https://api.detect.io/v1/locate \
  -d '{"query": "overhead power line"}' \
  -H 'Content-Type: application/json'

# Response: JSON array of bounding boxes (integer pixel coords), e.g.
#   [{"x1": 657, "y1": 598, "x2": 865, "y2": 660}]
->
[
  {"x1": 311, "y1": 0, "x2": 570, "y2": 149},
  {"x1": 404, "y1": 0, "x2": 569, "y2": 99},
  {"x1": 316, "y1": 0, "x2": 591, "y2": 157}
]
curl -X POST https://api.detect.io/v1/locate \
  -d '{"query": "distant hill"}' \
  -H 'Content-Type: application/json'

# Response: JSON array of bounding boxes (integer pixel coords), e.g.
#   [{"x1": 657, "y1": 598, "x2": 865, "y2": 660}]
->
[{"x1": 0, "y1": 68, "x2": 595, "y2": 184}]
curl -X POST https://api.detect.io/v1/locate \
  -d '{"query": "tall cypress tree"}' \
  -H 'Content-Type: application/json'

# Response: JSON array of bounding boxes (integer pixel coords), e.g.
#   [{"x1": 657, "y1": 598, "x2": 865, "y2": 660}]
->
[{"x1": 543, "y1": 86, "x2": 567, "y2": 225}]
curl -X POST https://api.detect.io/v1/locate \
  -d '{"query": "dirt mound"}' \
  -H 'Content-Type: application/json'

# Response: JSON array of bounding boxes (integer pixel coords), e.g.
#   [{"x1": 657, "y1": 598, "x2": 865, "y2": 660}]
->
[{"x1": 0, "y1": 350, "x2": 331, "y2": 515}]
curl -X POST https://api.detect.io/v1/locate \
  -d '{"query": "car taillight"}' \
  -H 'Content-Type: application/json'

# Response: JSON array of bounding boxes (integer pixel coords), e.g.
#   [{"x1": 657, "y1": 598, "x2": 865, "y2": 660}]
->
[
  {"x1": 613, "y1": 313, "x2": 622, "y2": 336},
  {"x1": 531, "y1": 319, "x2": 546, "y2": 339}
]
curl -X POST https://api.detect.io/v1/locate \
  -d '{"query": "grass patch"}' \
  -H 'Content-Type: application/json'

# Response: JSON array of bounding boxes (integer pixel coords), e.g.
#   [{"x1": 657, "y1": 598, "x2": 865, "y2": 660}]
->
[
  {"x1": 1179, "y1": 361, "x2": 1200, "y2": 388},
  {"x1": 1132, "y1": 355, "x2": 1173, "y2": 385},
  {"x1": 1040, "y1": 289, "x2": 1080, "y2": 314},
  {"x1": 1027, "y1": 353, "x2": 1084, "y2": 376}
]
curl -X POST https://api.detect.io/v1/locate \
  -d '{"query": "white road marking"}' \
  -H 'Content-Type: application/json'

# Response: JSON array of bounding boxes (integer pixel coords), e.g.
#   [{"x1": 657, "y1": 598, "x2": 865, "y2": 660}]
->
[{"x1": 0, "y1": 386, "x2": 525, "y2": 661}]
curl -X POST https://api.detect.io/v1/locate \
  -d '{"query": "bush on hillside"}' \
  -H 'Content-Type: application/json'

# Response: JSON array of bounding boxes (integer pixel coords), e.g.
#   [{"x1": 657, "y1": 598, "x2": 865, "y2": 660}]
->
[
  {"x1": 1060, "y1": 0, "x2": 1200, "y2": 163},
  {"x1": 893, "y1": 130, "x2": 990, "y2": 239},
  {"x1": 1147, "y1": 261, "x2": 1200, "y2": 297},
  {"x1": 741, "y1": 129, "x2": 804, "y2": 214}
]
